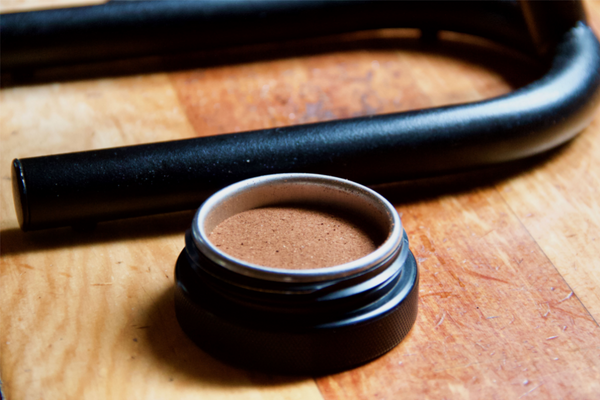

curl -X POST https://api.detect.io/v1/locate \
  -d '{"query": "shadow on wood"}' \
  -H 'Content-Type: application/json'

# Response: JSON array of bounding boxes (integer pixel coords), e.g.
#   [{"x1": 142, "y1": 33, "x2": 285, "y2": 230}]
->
[
  {"x1": 0, "y1": 209, "x2": 196, "y2": 256},
  {"x1": 142, "y1": 287, "x2": 311, "y2": 386}
]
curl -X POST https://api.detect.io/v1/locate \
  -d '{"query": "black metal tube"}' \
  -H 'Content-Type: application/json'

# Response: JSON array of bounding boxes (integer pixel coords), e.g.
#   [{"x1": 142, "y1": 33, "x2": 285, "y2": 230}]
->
[
  {"x1": 8, "y1": 1, "x2": 600, "y2": 231},
  {"x1": 12, "y1": 22, "x2": 600, "y2": 230},
  {"x1": 2, "y1": 0, "x2": 532, "y2": 71}
]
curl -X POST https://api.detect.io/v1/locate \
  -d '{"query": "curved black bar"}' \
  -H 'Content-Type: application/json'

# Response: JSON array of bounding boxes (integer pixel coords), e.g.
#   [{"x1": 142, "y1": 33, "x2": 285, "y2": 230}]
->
[
  {"x1": 9, "y1": 2, "x2": 600, "y2": 231},
  {"x1": 2, "y1": 0, "x2": 532, "y2": 70}
]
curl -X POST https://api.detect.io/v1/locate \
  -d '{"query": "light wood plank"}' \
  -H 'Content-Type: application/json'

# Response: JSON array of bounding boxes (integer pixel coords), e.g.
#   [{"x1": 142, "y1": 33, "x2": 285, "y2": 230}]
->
[
  {"x1": 497, "y1": 118, "x2": 600, "y2": 321},
  {"x1": 0, "y1": 0, "x2": 105, "y2": 13}
]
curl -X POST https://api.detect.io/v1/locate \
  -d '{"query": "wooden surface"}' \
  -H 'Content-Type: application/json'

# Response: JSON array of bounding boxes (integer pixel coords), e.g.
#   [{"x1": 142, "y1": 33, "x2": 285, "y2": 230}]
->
[{"x1": 2, "y1": 1, "x2": 600, "y2": 399}]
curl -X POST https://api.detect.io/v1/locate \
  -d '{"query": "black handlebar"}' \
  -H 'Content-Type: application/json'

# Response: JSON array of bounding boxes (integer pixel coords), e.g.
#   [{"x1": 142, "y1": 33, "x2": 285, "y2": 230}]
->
[{"x1": 6, "y1": 1, "x2": 600, "y2": 231}]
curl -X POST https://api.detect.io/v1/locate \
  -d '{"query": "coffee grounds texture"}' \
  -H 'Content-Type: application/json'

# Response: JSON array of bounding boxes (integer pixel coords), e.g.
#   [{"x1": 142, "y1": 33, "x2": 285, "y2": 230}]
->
[{"x1": 208, "y1": 206, "x2": 380, "y2": 270}]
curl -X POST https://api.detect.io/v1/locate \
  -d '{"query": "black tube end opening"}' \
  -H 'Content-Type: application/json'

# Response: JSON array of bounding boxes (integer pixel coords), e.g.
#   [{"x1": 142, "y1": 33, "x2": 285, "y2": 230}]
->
[{"x1": 12, "y1": 159, "x2": 29, "y2": 231}]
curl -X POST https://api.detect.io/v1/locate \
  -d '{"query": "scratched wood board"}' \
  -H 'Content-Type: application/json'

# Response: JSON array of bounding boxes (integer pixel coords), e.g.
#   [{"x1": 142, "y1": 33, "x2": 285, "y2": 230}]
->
[{"x1": 1, "y1": 1, "x2": 599, "y2": 399}]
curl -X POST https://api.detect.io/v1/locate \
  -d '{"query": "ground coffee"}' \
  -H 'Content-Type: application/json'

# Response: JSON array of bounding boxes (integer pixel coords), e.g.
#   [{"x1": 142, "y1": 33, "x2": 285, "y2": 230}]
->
[{"x1": 208, "y1": 206, "x2": 380, "y2": 269}]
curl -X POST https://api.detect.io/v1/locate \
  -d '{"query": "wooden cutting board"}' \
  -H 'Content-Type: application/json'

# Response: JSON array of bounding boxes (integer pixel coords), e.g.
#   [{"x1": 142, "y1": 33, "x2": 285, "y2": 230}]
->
[{"x1": 1, "y1": 1, "x2": 599, "y2": 399}]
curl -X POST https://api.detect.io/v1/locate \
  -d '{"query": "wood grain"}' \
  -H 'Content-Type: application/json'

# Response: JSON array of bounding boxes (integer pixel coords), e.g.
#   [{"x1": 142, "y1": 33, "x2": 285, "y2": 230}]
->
[
  {"x1": 1, "y1": 1, "x2": 600, "y2": 399},
  {"x1": 0, "y1": 0, "x2": 104, "y2": 13},
  {"x1": 318, "y1": 186, "x2": 600, "y2": 399}
]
